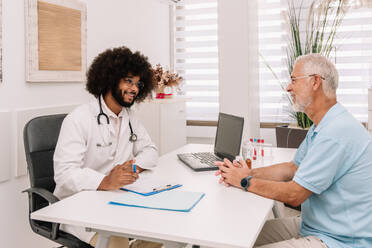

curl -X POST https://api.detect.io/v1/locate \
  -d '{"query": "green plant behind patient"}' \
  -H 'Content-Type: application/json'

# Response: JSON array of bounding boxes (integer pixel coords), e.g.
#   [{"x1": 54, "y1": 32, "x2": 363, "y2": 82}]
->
[{"x1": 261, "y1": 0, "x2": 348, "y2": 128}]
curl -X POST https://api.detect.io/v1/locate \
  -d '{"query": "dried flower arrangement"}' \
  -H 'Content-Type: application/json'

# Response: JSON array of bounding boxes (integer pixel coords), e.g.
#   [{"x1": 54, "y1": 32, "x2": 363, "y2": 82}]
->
[{"x1": 153, "y1": 64, "x2": 183, "y2": 98}]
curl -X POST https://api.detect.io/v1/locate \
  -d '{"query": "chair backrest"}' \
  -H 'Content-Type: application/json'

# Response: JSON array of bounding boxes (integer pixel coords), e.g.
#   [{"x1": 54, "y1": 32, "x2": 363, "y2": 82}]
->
[
  {"x1": 24, "y1": 114, "x2": 66, "y2": 199},
  {"x1": 276, "y1": 126, "x2": 308, "y2": 148},
  {"x1": 23, "y1": 114, "x2": 94, "y2": 248}
]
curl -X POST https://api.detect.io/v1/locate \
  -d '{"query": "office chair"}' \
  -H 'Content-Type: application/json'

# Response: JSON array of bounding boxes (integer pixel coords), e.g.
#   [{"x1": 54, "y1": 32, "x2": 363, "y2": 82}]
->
[
  {"x1": 22, "y1": 114, "x2": 93, "y2": 248},
  {"x1": 275, "y1": 126, "x2": 308, "y2": 149},
  {"x1": 275, "y1": 126, "x2": 305, "y2": 212}
]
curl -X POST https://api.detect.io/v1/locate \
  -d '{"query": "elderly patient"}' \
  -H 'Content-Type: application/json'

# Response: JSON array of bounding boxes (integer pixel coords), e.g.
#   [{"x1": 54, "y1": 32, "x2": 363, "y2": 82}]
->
[{"x1": 216, "y1": 54, "x2": 372, "y2": 248}]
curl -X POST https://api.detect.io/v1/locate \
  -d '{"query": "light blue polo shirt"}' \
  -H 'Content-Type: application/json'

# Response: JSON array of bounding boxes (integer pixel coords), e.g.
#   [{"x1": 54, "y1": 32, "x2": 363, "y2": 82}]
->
[{"x1": 293, "y1": 103, "x2": 372, "y2": 248}]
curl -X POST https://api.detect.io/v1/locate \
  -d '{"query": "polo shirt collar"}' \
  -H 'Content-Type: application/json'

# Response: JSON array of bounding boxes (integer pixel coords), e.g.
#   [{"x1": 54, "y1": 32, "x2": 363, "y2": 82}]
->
[{"x1": 313, "y1": 102, "x2": 345, "y2": 134}]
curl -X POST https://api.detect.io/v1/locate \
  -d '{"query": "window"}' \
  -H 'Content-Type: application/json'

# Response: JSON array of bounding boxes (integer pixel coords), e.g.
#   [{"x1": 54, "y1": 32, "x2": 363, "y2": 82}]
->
[
  {"x1": 258, "y1": 0, "x2": 372, "y2": 123},
  {"x1": 173, "y1": 0, "x2": 219, "y2": 121}
]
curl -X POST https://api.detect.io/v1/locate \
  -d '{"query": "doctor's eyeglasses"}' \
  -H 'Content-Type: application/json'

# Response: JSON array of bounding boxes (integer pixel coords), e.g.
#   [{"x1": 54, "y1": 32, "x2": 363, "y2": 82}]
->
[{"x1": 123, "y1": 78, "x2": 144, "y2": 90}]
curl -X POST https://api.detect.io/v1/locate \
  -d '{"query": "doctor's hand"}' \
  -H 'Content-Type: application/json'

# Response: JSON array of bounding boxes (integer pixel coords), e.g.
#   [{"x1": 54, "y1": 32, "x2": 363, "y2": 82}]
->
[
  {"x1": 98, "y1": 161, "x2": 139, "y2": 191},
  {"x1": 119, "y1": 159, "x2": 137, "y2": 173},
  {"x1": 118, "y1": 159, "x2": 145, "y2": 174}
]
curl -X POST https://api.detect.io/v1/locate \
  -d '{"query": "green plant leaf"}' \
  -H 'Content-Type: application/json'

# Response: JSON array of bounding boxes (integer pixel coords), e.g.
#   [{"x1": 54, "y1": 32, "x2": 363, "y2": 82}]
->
[{"x1": 261, "y1": 0, "x2": 347, "y2": 128}]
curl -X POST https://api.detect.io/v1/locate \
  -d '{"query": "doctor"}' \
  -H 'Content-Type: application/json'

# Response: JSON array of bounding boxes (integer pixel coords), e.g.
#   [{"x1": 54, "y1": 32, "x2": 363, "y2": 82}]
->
[{"x1": 53, "y1": 46, "x2": 161, "y2": 248}]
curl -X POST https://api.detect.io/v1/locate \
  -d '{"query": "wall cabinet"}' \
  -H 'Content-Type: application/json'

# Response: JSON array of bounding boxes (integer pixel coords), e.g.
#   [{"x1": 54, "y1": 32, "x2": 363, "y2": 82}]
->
[
  {"x1": 369, "y1": 88, "x2": 372, "y2": 135},
  {"x1": 135, "y1": 98, "x2": 187, "y2": 155}
]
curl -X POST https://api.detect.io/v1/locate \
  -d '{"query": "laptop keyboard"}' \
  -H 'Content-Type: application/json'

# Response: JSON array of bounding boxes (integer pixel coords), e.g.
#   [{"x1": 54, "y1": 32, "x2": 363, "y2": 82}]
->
[
  {"x1": 178, "y1": 152, "x2": 223, "y2": 170},
  {"x1": 191, "y1": 152, "x2": 223, "y2": 164}
]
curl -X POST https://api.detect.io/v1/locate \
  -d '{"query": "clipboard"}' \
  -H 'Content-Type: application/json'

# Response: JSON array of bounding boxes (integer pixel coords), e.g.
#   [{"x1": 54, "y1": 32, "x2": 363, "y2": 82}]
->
[
  {"x1": 121, "y1": 184, "x2": 182, "y2": 196},
  {"x1": 110, "y1": 190, "x2": 205, "y2": 212},
  {"x1": 120, "y1": 171, "x2": 183, "y2": 196}
]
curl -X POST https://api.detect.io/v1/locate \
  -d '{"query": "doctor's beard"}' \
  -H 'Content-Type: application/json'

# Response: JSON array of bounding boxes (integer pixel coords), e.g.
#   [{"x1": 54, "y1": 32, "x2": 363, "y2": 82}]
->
[{"x1": 112, "y1": 85, "x2": 137, "y2": 108}]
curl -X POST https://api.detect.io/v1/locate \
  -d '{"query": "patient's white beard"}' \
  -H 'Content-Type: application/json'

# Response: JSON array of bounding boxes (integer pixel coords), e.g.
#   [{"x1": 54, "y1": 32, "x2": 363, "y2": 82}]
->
[
  {"x1": 293, "y1": 102, "x2": 305, "y2": 112},
  {"x1": 292, "y1": 96, "x2": 312, "y2": 113}
]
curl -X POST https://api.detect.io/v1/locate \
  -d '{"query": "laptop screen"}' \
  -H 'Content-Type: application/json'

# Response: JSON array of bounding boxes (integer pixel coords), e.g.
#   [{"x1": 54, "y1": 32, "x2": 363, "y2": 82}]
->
[{"x1": 214, "y1": 113, "x2": 244, "y2": 160}]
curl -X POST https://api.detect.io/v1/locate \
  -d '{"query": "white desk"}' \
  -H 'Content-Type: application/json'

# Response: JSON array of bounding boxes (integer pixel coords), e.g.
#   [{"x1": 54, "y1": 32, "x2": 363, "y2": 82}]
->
[{"x1": 31, "y1": 144, "x2": 296, "y2": 248}]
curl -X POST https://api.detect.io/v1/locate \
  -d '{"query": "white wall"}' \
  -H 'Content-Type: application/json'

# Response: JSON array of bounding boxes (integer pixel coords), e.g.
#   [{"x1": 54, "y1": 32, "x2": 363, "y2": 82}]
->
[
  {"x1": 0, "y1": 0, "x2": 170, "y2": 247},
  {"x1": 187, "y1": 126, "x2": 216, "y2": 145},
  {"x1": 186, "y1": 126, "x2": 277, "y2": 148},
  {"x1": 369, "y1": 88, "x2": 372, "y2": 135},
  {"x1": 187, "y1": 0, "x2": 271, "y2": 149},
  {"x1": 218, "y1": 0, "x2": 260, "y2": 141}
]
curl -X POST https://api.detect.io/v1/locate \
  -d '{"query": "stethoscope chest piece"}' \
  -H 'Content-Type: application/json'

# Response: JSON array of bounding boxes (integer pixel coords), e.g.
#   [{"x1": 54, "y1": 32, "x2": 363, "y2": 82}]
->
[
  {"x1": 129, "y1": 133, "x2": 137, "y2": 142},
  {"x1": 128, "y1": 121, "x2": 137, "y2": 142}
]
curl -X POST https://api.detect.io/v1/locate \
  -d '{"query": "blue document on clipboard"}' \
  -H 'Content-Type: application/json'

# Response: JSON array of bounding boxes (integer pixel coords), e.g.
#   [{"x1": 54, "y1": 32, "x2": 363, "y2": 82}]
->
[
  {"x1": 120, "y1": 171, "x2": 182, "y2": 196},
  {"x1": 110, "y1": 190, "x2": 205, "y2": 212}
]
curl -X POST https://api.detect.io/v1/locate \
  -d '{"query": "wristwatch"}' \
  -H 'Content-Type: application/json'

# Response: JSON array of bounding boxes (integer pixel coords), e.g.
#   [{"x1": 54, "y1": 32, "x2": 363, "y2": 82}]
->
[{"x1": 240, "y1": 176, "x2": 253, "y2": 191}]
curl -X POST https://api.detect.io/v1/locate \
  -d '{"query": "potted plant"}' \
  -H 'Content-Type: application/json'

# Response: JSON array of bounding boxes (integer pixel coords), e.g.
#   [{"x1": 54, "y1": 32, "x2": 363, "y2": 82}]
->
[
  {"x1": 153, "y1": 64, "x2": 183, "y2": 99},
  {"x1": 262, "y1": 0, "x2": 348, "y2": 148}
]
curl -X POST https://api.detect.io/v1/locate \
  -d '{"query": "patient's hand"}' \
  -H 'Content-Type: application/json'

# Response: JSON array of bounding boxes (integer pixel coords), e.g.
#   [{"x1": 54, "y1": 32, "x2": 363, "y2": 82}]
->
[
  {"x1": 215, "y1": 159, "x2": 251, "y2": 188},
  {"x1": 215, "y1": 160, "x2": 233, "y2": 187}
]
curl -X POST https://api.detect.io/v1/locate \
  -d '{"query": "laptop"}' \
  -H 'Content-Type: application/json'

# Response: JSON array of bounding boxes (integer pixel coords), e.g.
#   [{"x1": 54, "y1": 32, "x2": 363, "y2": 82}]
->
[{"x1": 177, "y1": 112, "x2": 244, "y2": 171}]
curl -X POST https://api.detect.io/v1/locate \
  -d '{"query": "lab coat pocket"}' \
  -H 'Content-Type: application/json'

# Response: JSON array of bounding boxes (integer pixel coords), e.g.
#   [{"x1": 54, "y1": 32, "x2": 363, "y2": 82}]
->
[{"x1": 95, "y1": 142, "x2": 114, "y2": 160}]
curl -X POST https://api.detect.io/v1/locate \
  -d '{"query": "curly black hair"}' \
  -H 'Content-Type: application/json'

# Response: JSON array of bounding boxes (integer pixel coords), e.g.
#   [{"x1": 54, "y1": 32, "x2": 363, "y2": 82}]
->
[{"x1": 86, "y1": 46, "x2": 155, "y2": 102}]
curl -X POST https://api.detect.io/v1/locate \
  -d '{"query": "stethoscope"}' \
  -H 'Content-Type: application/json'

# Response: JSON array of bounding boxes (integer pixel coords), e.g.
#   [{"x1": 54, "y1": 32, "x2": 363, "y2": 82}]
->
[{"x1": 97, "y1": 97, "x2": 137, "y2": 147}]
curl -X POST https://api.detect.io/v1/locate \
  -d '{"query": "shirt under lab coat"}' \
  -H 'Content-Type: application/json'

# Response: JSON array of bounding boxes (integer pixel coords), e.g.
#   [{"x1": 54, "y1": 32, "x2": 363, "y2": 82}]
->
[{"x1": 53, "y1": 97, "x2": 158, "y2": 243}]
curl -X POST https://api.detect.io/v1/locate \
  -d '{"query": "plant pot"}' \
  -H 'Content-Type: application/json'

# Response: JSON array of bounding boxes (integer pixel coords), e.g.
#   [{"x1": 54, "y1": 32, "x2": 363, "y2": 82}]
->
[
  {"x1": 156, "y1": 85, "x2": 173, "y2": 99},
  {"x1": 275, "y1": 125, "x2": 308, "y2": 149}
]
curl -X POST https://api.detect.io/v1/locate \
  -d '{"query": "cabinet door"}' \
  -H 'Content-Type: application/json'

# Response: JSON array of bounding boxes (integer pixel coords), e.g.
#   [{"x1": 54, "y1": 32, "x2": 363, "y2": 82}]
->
[
  {"x1": 369, "y1": 89, "x2": 372, "y2": 133},
  {"x1": 134, "y1": 102, "x2": 160, "y2": 151},
  {"x1": 160, "y1": 101, "x2": 186, "y2": 154}
]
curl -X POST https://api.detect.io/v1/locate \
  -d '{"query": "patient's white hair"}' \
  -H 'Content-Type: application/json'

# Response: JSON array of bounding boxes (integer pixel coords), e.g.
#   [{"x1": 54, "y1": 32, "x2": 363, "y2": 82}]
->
[{"x1": 295, "y1": 54, "x2": 338, "y2": 98}]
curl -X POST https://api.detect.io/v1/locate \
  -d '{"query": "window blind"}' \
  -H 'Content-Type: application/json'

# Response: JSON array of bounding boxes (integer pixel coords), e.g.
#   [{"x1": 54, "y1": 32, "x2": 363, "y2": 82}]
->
[
  {"x1": 258, "y1": 0, "x2": 372, "y2": 123},
  {"x1": 174, "y1": 0, "x2": 219, "y2": 121}
]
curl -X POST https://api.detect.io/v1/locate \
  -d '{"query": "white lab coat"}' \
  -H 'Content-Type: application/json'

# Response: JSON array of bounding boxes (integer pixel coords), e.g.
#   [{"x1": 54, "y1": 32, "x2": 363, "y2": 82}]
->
[{"x1": 53, "y1": 97, "x2": 158, "y2": 243}]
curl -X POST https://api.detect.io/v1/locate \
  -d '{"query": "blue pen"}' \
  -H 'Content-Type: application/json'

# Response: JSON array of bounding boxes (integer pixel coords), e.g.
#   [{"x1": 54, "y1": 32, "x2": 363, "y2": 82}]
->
[{"x1": 133, "y1": 163, "x2": 136, "y2": 173}]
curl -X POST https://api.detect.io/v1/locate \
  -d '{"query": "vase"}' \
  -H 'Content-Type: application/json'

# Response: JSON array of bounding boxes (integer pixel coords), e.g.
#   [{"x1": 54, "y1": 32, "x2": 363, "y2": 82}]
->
[{"x1": 156, "y1": 85, "x2": 173, "y2": 99}]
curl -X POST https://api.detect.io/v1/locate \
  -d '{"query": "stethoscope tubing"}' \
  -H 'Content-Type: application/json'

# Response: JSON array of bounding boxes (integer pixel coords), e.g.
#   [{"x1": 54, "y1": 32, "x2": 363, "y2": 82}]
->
[{"x1": 97, "y1": 96, "x2": 137, "y2": 142}]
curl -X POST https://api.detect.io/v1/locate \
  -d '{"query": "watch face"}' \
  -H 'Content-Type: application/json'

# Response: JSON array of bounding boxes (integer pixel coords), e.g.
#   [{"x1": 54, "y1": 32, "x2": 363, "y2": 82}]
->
[{"x1": 240, "y1": 178, "x2": 247, "y2": 188}]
